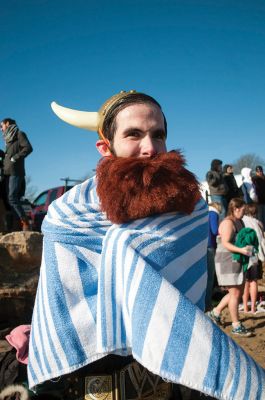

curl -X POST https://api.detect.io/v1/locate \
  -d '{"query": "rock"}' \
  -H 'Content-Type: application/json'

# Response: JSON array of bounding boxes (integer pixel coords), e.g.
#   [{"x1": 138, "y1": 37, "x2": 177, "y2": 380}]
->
[
  {"x1": 0, "y1": 285, "x2": 36, "y2": 325},
  {"x1": 0, "y1": 231, "x2": 43, "y2": 325},
  {"x1": 0, "y1": 231, "x2": 43, "y2": 272},
  {"x1": 0, "y1": 231, "x2": 42, "y2": 326}
]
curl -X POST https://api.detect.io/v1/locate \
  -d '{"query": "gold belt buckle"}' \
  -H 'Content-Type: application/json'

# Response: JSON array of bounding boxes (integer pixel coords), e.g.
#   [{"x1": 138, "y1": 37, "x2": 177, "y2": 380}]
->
[
  {"x1": 84, "y1": 375, "x2": 114, "y2": 400},
  {"x1": 81, "y1": 361, "x2": 172, "y2": 399}
]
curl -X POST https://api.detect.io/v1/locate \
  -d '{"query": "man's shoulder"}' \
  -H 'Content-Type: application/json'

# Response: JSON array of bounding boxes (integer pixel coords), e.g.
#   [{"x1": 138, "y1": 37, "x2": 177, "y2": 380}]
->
[
  {"x1": 43, "y1": 176, "x2": 100, "y2": 229},
  {"x1": 17, "y1": 130, "x2": 30, "y2": 142},
  {"x1": 51, "y1": 176, "x2": 98, "y2": 208},
  {"x1": 18, "y1": 130, "x2": 27, "y2": 137},
  {"x1": 206, "y1": 170, "x2": 218, "y2": 178}
]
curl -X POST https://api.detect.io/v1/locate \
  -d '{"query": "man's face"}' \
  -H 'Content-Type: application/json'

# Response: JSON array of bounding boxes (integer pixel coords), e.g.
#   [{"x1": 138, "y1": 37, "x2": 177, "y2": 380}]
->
[
  {"x1": 0, "y1": 121, "x2": 9, "y2": 134},
  {"x1": 217, "y1": 163, "x2": 222, "y2": 172},
  {"x1": 111, "y1": 103, "x2": 167, "y2": 158},
  {"x1": 227, "y1": 166, "x2": 233, "y2": 174}
]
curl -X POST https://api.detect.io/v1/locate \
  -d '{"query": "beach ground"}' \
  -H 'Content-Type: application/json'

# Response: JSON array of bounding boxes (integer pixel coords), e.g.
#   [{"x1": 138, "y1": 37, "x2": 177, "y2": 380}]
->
[{"x1": 214, "y1": 281, "x2": 265, "y2": 369}]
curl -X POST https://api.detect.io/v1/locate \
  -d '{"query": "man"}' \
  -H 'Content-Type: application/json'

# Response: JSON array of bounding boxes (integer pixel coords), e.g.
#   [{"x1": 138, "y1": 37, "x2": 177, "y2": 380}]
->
[
  {"x1": 1, "y1": 118, "x2": 33, "y2": 231},
  {"x1": 252, "y1": 165, "x2": 265, "y2": 227},
  {"x1": 206, "y1": 159, "x2": 227, "y2": 220},
  {"x1": 0, "y1": 148, "x2": 7, "y2": 231},
  {"x1": 28, "y1": 91, "x2": 265, "y2": 399}
]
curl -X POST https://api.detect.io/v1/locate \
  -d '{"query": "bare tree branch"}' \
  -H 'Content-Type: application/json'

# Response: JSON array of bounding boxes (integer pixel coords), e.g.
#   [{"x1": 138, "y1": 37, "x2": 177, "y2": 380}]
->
[{"x1": 233, "y1": 153, "x2": 265, "y2": 175}]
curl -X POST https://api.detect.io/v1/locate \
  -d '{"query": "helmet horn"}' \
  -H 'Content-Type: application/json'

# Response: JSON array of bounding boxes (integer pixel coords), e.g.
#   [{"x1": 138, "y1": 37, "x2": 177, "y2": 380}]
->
[{"x1": 51, "y1": 102, "x2": 99, "y2": 132}]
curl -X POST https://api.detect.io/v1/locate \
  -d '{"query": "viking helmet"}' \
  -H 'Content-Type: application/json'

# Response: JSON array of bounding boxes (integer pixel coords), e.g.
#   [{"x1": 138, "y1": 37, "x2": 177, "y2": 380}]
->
[{"x1": 51, "y1": 90, "x2": 138, "y2": 137}]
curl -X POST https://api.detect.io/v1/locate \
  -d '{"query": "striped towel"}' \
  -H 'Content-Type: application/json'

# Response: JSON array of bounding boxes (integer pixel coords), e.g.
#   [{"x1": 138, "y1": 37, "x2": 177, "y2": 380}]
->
[{"x1": 28, "y1": 177, "x2": 265, "y2": 399}]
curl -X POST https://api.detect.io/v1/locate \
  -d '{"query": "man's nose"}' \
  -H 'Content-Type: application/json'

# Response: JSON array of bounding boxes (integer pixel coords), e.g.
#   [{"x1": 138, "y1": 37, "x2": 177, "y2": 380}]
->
[{"x1": 141, "y1": 136, "x2": 157, "y2": 157}]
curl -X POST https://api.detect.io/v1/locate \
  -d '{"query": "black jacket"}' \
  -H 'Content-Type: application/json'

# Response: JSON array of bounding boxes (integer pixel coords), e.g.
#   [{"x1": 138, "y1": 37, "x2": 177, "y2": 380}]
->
[
  {"x1": 0, "y1": 149, "x2": 4, "y2": 178},
  {"x1": 223, "y1": 173, "x2": 243, "y2": 203},
  {"x1": 252, "y1": 175, "x2": 265, "y2": 204},
  {"x1": 0, "y1": 149, "x2": 5, "y2": 190},
  {"x1": 4, "y1": 130, "x2": 33, "y2": 176}
]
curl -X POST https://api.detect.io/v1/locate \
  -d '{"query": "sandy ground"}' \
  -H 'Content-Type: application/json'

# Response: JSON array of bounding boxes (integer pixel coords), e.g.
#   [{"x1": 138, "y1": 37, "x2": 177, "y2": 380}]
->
[{"x1": 215, "y1": 281, "x2": 265, "y2": 369}]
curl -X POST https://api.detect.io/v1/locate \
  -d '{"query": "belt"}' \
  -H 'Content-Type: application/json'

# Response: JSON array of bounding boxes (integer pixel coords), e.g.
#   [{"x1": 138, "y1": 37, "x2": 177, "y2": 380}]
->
[{"x1": 65, "y1": 360, "x2": 173, "y2": 400}]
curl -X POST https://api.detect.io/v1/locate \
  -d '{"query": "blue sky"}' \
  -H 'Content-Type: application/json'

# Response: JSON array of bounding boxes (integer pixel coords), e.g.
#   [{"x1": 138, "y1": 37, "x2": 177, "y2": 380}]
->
[{"x1": 1, "y1": 0, "x2": 265, "y2": 196}]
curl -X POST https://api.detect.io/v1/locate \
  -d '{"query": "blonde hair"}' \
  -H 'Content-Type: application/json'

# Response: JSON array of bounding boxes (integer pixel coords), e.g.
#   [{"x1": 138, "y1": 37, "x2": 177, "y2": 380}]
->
[
  {"x1": 227, "y1": 198, "x2": 245, "y2": 216},
  {"x1": 208, "y1": 202, "x2": 222, "y2": 213}
]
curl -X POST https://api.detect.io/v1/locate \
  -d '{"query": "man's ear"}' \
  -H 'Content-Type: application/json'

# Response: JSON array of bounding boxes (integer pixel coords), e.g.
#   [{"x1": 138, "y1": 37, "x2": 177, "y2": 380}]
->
[{"x1": 96, "y1": 139, "x2": 112, "y2": 157}]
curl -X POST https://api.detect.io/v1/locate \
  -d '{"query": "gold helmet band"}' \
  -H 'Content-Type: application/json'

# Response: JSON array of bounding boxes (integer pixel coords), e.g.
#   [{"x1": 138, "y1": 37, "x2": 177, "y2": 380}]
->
[{"x1": 51, "y1": 90, "x2": 138, "y2": 138}]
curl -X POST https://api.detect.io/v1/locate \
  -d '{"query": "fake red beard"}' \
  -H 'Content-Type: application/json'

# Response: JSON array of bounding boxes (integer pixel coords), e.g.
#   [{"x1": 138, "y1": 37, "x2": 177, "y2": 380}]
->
[{"x1": 96, "y1": 151, "x2": 201, "y2": 224}]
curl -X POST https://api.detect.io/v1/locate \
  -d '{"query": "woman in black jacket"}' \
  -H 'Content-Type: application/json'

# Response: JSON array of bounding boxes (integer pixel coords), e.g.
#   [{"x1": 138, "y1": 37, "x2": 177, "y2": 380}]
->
[{"x1": 223, "y1": 164, "x2": 243, "y2": 205}]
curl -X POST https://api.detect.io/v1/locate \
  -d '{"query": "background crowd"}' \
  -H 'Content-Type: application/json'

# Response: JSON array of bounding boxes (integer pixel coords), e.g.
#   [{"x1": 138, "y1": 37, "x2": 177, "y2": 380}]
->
[{"x1": 206, "y1": 159, "x2": 265, "y2": 337}]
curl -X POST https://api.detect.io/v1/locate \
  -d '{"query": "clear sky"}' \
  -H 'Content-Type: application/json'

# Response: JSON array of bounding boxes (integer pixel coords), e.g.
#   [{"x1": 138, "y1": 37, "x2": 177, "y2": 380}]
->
[{"x1": 1, "y1": 0, "x2": 265, "y2": 196}]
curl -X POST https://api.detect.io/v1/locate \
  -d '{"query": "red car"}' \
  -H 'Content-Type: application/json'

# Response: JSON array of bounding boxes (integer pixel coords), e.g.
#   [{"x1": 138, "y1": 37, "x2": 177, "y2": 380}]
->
[{"x1": 29, "y1": 185, "x2": 73, "y2": 231}]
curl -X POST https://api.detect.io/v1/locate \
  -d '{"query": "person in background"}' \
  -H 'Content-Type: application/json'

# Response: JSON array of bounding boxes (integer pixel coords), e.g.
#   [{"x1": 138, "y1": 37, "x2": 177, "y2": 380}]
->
[
  {"x1": 252, "y1": 165, "x2": 265, "y2": 228},
  {"x1": 1, "y1": 118, "x2": 33, "y2": 231},
  {"x1": 223, "y1": 164, "x2": 242, "y2": 205},
  {"x1": 206, "y1": 159, "x2": 227, "y2": 220},
  {"x1": 205, "y1": 202, "x2": 222, "y2": 311},
  {"x1": 240, "y1": 167, "x2": 257, "y2": 205},
  {"x1": 242, "y1": 203, "x2": 265, "y2": 314},
  {"x1": 0, "y1": 149, "x2": 8, "y2": 231},
  {"x1": 0, "y1": 149, "x2": 5, "y2": 195},
  {"x1": 207, "y1": 198, "x2": 252, "y2": 336}
]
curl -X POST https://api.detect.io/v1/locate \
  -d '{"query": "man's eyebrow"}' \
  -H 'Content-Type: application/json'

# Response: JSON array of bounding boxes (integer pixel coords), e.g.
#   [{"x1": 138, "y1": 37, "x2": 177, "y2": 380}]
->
[
  {"x1": 121, "y1": 127, "x2": 142, "y2": 135},
  {"x1": 121, "y1": 127, "x2": 166, "y2": 135}
]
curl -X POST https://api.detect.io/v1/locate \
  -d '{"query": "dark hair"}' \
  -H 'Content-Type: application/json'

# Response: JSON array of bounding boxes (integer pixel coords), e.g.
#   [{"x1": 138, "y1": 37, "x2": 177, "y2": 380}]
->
[
  {"x1": 210, "y1": 159, "x2": 222, "y2": 171},
  {"x1": 102, "y1": 93, "x2": 167, "y2": 143},
  {"x1": 256, "y1": 165, "x2": 263, "y2": 173},
  {"x1": 227, "y1": 198, "x2": 245, "y2": 216},
  {"x1": 244, "y1": 203, "x2": 258, "y2": 217},
  {"x1": 223, "y1": 164, "x2": 232, "y2": 173},
  {"x1": 1, "y1": 118, "x2": 17, "y2": 125}
]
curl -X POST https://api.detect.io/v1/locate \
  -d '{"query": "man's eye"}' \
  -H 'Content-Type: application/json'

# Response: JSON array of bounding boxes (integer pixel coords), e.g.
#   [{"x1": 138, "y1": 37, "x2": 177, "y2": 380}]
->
[
  {"x1": 127, "y1": 131, "x2": 140, "y2": 137},
  {"x1": 154, "y1": 133, "x2": 165, "y2": 140}
]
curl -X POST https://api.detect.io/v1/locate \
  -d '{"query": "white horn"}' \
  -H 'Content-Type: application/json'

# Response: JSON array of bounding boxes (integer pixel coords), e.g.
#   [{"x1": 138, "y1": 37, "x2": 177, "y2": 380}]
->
[{"x1": 51, "y1": 101, "x2": 99, "y2": 132}]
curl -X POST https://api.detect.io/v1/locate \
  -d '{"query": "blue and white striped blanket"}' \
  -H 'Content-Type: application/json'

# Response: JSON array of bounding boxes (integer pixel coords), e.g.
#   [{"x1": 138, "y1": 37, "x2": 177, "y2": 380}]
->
[{"x1": 28, "y1": 177, "x2": 265, "y2": 399}]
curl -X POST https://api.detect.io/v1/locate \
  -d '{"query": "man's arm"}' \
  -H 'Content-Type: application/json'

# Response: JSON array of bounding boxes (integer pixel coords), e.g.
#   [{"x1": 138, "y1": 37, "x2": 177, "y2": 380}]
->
[{"x1": 12, "y1": 131, "x2": 33, "y2": 161}]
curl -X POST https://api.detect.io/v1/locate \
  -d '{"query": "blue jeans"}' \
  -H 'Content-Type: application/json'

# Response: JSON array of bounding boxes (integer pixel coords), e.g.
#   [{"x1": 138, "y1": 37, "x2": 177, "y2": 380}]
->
[
  {"x1": 210, "y1": 194, "x2": 227, "y2": 221},
  {"x1": 8, "y1": 175, "x2": 26, "y2": 220}
]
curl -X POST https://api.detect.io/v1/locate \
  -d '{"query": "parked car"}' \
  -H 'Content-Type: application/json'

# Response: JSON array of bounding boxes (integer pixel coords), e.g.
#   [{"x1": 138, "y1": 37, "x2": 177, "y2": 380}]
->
[{"x1": 29, "y1": 185, "x2": 73, "y2": 231}]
